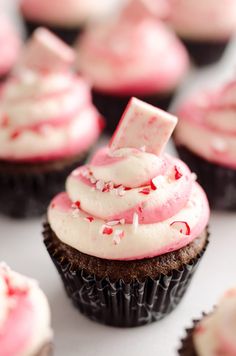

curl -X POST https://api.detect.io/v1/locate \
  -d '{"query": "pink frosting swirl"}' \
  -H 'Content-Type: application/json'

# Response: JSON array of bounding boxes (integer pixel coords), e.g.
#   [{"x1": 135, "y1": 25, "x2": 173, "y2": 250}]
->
[
  {"x1": 0, "y1": 69, "x2": 103, "y2": 161},
  {"x1": 48, "y1": 146, "x2": 209, "y2": 260},
  {"x1": 0, "y1": 263, "x2": 52, "y2": 356},
  {"x1": 76, "y1": 12, "x2": 189, "y2": 95},
  {"x1": 0, "y1": 13, "x2": 21, "y2": 77},
  {"x1": 175, "y1": 80, "x2": 236, "y2": 168}
]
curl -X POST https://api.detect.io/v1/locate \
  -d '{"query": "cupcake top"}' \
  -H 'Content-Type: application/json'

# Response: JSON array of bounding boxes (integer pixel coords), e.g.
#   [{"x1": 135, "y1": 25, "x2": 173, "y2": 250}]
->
[
  {"x1": 76, "y1": 0, "x2": 189, "y2": 96},
  {"x1": 0, "y1": 28, "x2": 102, "y2": 162},
  {"x1": 20, "y1": 0, "x2": 120, "y2": 27},
  {"x1": 167, "y1": 0, "x2": 236, "y2": 41},
  {"x1": 175, "y1": 80, "x2": 236, "y2": 169},
  {"x1": 0, "y1": 263, "x2": 52, "y2": 356},
  {"x1": 48, "y1": 98, "x2": 209, "y2": 260},
  {"x1": 193, "y1": 288, "x2": 236, "y2": 356},
  {"x1": 0, "y1": 13, "x2": 21, "y2": 78}
]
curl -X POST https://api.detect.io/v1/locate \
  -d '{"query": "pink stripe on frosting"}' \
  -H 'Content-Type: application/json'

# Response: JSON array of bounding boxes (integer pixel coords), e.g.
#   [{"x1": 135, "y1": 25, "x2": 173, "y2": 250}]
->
[
  {"x1": 175, "y1": 79, "x2": 236, "y2": 168},
  {"x1": 48, "y1": 146, "x2": 209, "y2": 260}
]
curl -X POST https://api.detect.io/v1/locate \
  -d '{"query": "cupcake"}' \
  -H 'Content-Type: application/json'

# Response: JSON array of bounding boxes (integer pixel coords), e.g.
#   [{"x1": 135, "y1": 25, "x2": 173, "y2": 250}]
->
[
  {"x1": 19, "y1": 0, "x2": 120, "y2": 45},
  {"x1": 43, "y1": 97, "x2": 209, "y2": 327},
  {"x1": 167, "y1": 0, "x2": 236, "y2": 66},
  {"x1": 76, "y1": 0, "x2": 189, "y2": 134},
  {"x1": 0, "y1": 13, "x2": 21, "y2": 81},
  {"x1": 174, "y1": 80, "x2": 236, "y2": 210},
  {"x1": 0, "y1": 263, "x2": 53, "y2": 355},
  {"x1": 179, "y1": 288, "x2": 236, "y2": 355},
  {"x1": 0, "y1": 28, "x2": 102, "y2": 218}
]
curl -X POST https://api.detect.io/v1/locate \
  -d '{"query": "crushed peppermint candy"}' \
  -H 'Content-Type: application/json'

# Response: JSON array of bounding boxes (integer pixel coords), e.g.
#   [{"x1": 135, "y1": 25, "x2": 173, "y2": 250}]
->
[
  {"x1": 132, "y1": 213, "x2": 139, "y2": 232},
  {"x1": 100, "y1": 226, "x2": 113, "y2": 235},
  {"x1": 112, "y1": 229, "x2": 125, "y2": 245},
  {"x1": 139, "y1": 188, "x2": 150, "y2": 195},
  {"x1": 174, "y1": 166, "x2": 182, "y2": 180},
  {"x1": 96, "y1": 179, "x2": 105, "y2": 191},
  {"x1": 84, "y1": 216, "x2": 94, "y2": 222},
  {"x1": 150, "y1": 179, "x2": 157, "y2": 190},
  {"x1": 170, "y1": 221, "x2": 190, "y2": 235},
  {"x1": 106, "y1": 220, "x2": 120, "y2": 226}
]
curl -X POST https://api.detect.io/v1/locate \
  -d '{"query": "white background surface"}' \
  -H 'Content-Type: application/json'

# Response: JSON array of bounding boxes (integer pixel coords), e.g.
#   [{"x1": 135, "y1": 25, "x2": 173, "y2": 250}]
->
[{"x1": 1, "y1": 2, "x2": 236, "y2": 355}]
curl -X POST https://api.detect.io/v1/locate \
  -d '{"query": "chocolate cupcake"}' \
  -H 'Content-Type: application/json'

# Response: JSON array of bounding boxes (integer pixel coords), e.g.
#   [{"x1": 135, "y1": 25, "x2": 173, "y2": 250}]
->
[
  {"x1": 43, "y1": 97, "x2": 210, "y2": 327},
  {"x1": 167, "y1": 0, "x2": 236, "y2": 66},
  {"x1": 179, "y1": 288, "x2": 236, "y2": 355},
  {"x1": 75, "y1": 0, "x2": 189, "y2": 134},
  {"x1": 0, "y1": 263, "x2": 53, "y2": 355},
  {"x1": 0, "y1": 13, "x2": 21, "y2": 81},
  {"x1": 174, "y1": 80, "x2": 236, "y2": 210},
  {"x1": 19, "y1": 0, "x2": 120, "y2": 45},
  {"x1": 0, "y1": 28, "x2": 102, "y2": 218}
]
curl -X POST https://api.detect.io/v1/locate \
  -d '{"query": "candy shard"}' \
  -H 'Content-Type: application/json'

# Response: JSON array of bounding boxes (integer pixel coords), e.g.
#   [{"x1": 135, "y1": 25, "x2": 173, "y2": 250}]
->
[
  {"x1": 109, "y1": 97, "x2": 177, "y2": 155},
  {"x1": 18, "y1": 27, "x2": 75, "y2": 72}
]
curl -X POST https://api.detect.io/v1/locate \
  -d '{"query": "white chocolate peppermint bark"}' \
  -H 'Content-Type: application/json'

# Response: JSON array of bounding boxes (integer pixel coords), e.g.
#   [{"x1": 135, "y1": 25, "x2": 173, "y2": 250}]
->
[
  {"x1": 48, "y1": 99, "x2": 209, "y2": 260},
  {"x1": 110, "y1": 97, "x2": 177, "y2": 155}
]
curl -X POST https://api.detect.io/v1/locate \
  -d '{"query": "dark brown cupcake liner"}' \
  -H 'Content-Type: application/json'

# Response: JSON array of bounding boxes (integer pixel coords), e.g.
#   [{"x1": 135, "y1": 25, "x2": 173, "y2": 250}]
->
[
  {"x1": 181, "y1": 38, "x2": 228, "y2": 67},
  {"x1": 43, "y1": 223, "x2": 209, "y2": 327},
  {"x1": 23, "y1": 19, "x2": 83, "y2": 45},
  {"x1": 92, "y1": 90, "x2": 174, "y2": 135},
  {"x1": 176, "y1": 144, "x2": 236, "y2": 210},
  {"x1": 0, "y1": 153, "x2": 87, "y2": 218}
]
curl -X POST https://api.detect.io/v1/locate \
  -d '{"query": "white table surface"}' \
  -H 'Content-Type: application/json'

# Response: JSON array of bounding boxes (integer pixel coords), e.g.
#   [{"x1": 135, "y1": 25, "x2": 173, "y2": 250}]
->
[{"x1": 2, "y1": 2, "x2": 236, "y2": 355}]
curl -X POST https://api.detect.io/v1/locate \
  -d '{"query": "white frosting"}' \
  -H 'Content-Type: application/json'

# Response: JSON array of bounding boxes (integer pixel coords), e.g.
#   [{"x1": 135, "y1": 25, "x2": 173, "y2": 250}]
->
[
  {"x1": 168, "y1": 0, "x2": 236, "y2": 40},
  {"x1": 175, "y1": 83, "x2": 236, "y2": 168},
  {"x1": 0, "y1": 70, "x2": 101, "y2": 161},
  {"x1": 48, "y1": 147, "x2": 209, "y2": 260},
  {"x1": 194, "y1": 289, "x2": 236, "y2": 356}
]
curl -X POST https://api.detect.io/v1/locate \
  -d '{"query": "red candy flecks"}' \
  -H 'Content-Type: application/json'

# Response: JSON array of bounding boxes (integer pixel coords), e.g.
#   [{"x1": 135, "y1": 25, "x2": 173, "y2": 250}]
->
[
  {"x1": 139, "y1": 188, "x2": 150, "y2": 195},
  {"x1": 170, "y1": 221, "x2": 190, "y2": 235},
  {"x1": 174, "y1": 166, "x2": 182, "y2": 180},
  {"x1": 102, "y1": 227, "x2": 113, "y2": 235},
  {"x1": 150, "y1": 179, "x2": 157, "y2": 190}
]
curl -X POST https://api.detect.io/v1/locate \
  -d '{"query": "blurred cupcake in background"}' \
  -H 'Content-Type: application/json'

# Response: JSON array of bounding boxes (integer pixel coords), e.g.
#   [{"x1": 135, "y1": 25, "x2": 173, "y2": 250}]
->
[
  {"x1": 0, "y1": 263, "x2": 53, "y2": 356},
  {"x1": 19, "y1": 0, "x2": 121, "y2": 45},
  {"x1": 174, "y1": 79, "x2": 236, "y2": 210},
  {"x1": 167, "y1": 0, "x2": 236, "y2": 66},
  {"x1": 0, "y1": 28, "x2": 103, "y2": 218},
  {"x1": 76, "y1": 0, "x2": 189, "y2": 134},
  {"x1": 179, "y1": 287, "x2": 236, "y2": 356},
  {"x1": 0, "y1": 12, "x2": 21, "y2": 81}
]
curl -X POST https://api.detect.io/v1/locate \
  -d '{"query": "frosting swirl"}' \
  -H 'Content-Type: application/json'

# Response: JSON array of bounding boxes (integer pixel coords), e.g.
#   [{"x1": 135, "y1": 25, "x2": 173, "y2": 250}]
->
[
  {"x1": 175, "y1": 80, "x2": 236, "y2": 168},
  {"x1": 76, "y1": 15, "x2": 189, "y2": 95},
  {"x1": 193, "y1": 288, "x2": 236, "y2": 356},
  {"x1": 20, "y1": 0, "x2": 120, "y2": 27},
  {"x1": 0, "y1": 69, "x2": 102, "y2": 161},
  {"x1": 0, "y1": 13, "x2": 20, "y2": 77},
  {"x1": 48, "y1": 146, "x2": 209, "y2": 260},
  {"x1": 0, "y1": 263, "x2": 52, "y2": 356},
  {"x1": 167, "y1": 0, "x2": 236, "y2": 40}
]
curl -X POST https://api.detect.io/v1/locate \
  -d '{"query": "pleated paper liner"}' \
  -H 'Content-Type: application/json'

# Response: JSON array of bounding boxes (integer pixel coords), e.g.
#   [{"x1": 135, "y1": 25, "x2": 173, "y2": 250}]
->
[
  {"x1": 92, "y1": 90, "x2": 174, "y2": 135},
  {"x1": 23, "y1": 19, "x2": 83, "y2": 45},
  {"x1": 43, "y1": 223, "x2": 209, "y2": 327},
  {"x1": 0, "y1": 153, "x2": 87, "y2": 218},
  {"x1": 181, "y1": 38, "x2": 228, "y2": 67},
  {"x1": 176, "y1": 145, "x2": 236, "y2": 210}
]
